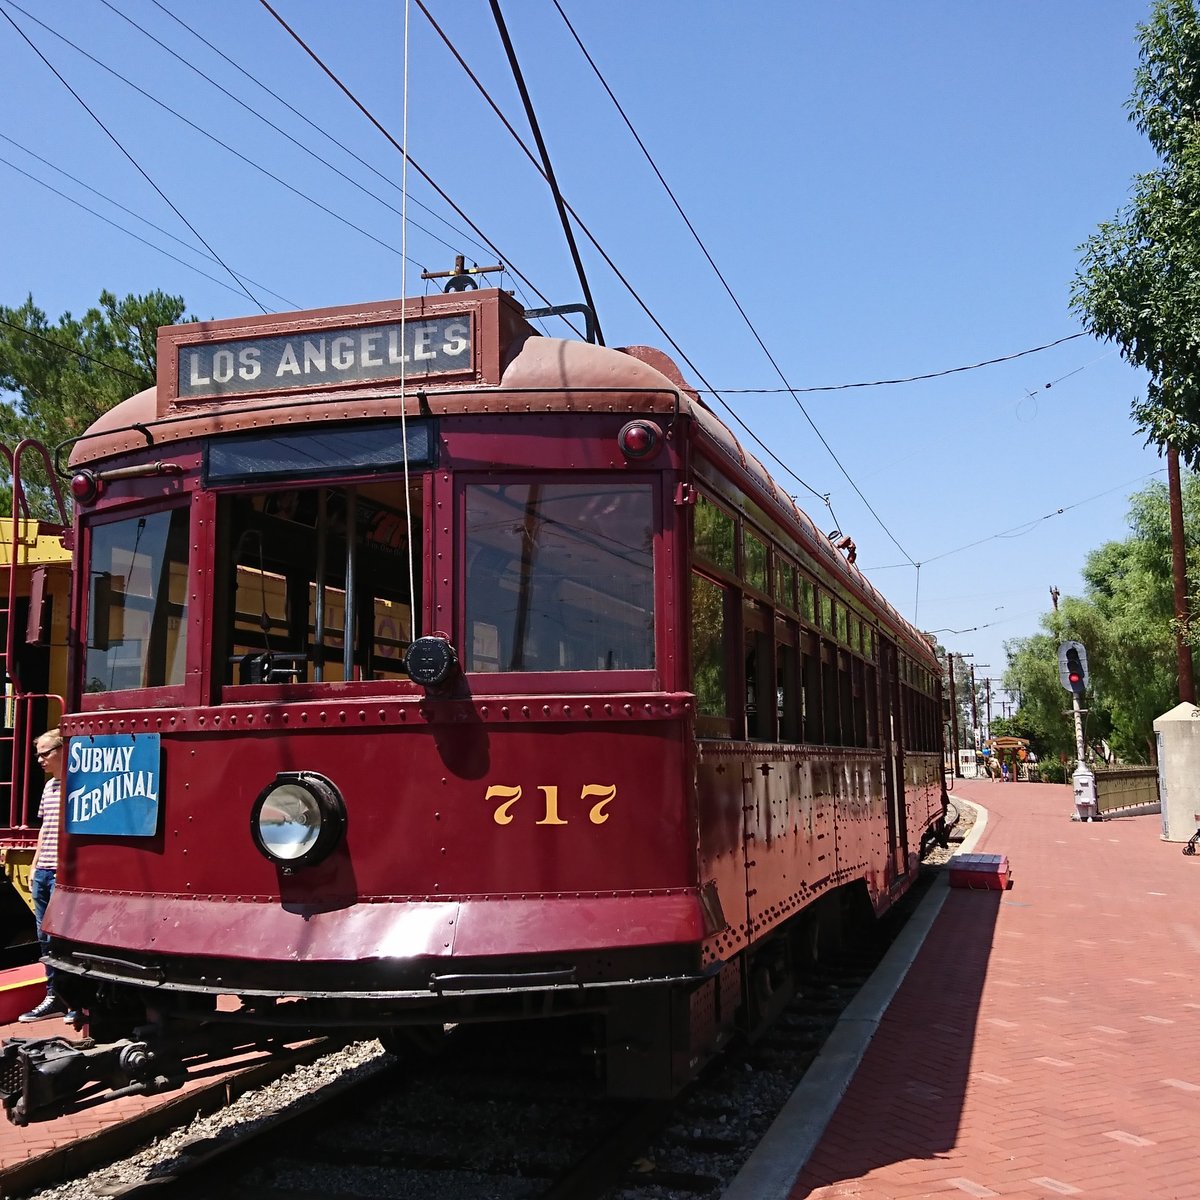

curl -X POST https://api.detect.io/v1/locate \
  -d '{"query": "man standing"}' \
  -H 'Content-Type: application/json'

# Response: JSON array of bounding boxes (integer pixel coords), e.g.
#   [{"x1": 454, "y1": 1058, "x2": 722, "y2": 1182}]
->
[{"x1": 18, "y1": 728, "x2": 67, "y2": 1022}]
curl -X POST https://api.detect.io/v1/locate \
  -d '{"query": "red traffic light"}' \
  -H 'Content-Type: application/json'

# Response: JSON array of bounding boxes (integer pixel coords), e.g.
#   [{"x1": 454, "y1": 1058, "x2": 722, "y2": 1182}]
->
[{"x1": 1058, "y1": 641, "x2": 1089, "y2": 694}]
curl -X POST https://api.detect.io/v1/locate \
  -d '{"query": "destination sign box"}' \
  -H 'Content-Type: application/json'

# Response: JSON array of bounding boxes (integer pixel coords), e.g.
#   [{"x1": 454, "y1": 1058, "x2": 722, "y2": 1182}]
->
[{"x1": 177, "y1": 314, "x2": 472, "y2": 400}]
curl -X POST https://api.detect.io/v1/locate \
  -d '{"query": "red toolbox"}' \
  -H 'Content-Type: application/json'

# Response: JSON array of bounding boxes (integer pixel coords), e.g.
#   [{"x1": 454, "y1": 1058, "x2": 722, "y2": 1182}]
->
[{"x1": 949, "y1": 853, "x2": 1013, "y2": 891}]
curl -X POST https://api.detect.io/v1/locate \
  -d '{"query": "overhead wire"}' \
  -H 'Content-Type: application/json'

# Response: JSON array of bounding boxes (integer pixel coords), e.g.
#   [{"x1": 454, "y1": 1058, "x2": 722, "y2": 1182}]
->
[
  {"x1": 0, "y1": 0, "x2": 268, "y2": 315},
  {"x1": 551, "y1": 0, "x2": 914, "y2": 566},
  {"x1": 411, "y1": 0, "x2": 834, "y2": 510},
  {"x1": 490, "y1": 0, "x2": 605, "y2": 346},
  {"x1": 1, "y1": 0, "x2": 431, "y2": 277},
  {"x1": 864, "y1": 469, "x2": 1168, "y2": 571},
  {"x1": 0, "y1": 140, "x2": 299, "y2": 308},
  {"x1": 97, "y1": 0, "x2": 459, "y2": 264},
  {"x1": 148, "y1": 0, "x2": 496, "y2": 265},
  {"x1": 696, "y1": 332, "x2": 1091, "y2": 393},
  {"x1": 256, "y1": 0, "x2": 563, "y2": 315},
  {"x1": 0, "y1": 315, "x2": 152, "y2": 384}
]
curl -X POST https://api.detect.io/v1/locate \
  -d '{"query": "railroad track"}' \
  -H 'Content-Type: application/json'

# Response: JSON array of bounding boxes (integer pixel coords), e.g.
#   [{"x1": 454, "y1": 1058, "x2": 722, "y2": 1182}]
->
[{"x1": 16, "y1": 868, "x2": 941, "y2": 1200}]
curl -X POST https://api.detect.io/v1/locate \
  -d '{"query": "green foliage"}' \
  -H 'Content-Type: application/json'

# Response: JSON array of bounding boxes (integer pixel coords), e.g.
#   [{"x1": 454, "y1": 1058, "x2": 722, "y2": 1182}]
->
[
  {"x1": 1003, "y1": 472, "x2": 1200, "y2": 764},
  {"x1": 0, "y1": 290, "x2": 192, "y2": 518},
  {"x1": 1071, "y1": 0, "x2": 1200, "y2": 460}
]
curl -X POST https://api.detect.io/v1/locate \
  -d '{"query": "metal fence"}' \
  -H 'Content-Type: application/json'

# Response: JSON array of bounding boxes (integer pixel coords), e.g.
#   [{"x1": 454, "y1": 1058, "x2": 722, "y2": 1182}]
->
[{"x1": 1092, "y1": 764, "x2": 1160, "y2": 816}]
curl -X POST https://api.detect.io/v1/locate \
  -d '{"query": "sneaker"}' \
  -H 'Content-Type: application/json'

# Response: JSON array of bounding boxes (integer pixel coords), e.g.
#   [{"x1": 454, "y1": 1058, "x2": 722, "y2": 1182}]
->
[
  {"x1": 64, "y1": 1011, "x2": 81, "y2": 1027},
  {"x1": 18, "y1": 994, "x2": 66, "y2": 1022}
]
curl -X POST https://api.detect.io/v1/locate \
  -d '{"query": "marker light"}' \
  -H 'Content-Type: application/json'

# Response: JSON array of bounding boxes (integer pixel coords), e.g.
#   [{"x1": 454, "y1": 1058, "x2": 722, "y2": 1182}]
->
[
  {"x1": 617, "y1": 420, "x2": 663, "y2": 460},
  {"x1": 70, "y1": 470, "x2": 104, "y2": 504},
  {"x1": 250, "y1": 772, "x2": 345, "y2": 870}
]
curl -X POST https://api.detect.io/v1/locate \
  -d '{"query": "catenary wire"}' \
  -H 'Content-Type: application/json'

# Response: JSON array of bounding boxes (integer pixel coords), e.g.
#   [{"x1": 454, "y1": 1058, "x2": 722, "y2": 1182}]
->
[
  {"x1": 2, "y1": 0, "x2": 432, "y2": 276},
  {"x1": 147, "y1": 0, "x2": 496, "y2": 265},
  {"x1": 0, "y1": 315, "x2": 151, "y2": 384},
  {"x1": 0, "y1": 0, "x2": 268, "y2": 315},
  {"x1": 0, "y1": 147, "x2": 299, "y2": 309},
  {"x1": 97, "y1": 0, "x2": 460, "y2": 263},
  {"x1": 551, "y1": 0, "x2": 914, "y2": 565}
]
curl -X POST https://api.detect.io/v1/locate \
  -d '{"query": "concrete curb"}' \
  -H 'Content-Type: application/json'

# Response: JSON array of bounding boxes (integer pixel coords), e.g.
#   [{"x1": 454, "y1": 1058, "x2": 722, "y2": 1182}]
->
[{"x1": 721, "y1": 795, "x2": 987, "y2": 1199}]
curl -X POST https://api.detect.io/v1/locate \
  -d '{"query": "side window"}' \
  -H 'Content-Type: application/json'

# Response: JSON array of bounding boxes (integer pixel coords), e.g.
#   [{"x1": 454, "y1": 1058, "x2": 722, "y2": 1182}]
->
[
  {"x1": 691, "y1": 572, "x2": 732, "y2": 734},
  {"x1": 801, "y1": 629, "x2": 822, "y2": 743},
  {"x1": 743, "y1": 602, "x2": 772, "y2": 740},
  {"x1": 694, "y1": 495, "x2": 735, "y2": 571},
  {"x1": 84, "y1": 507, "x2": 190, "y2": 693},
  {"x1": 743, "y1": 530, "x2": 768, "y2": 594},
  {"x1": 776, "y1": 617, "x2": 799, "y2": 742}
]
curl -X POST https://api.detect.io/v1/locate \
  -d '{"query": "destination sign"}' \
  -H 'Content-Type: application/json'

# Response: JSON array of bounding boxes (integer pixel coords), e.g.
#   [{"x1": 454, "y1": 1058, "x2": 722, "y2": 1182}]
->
[
  {"x1": 177, "y1": 315, "x2": 472, "y2": 400},
  {"x1": 65, "y1": 733, "x2": 161, "y2": 838}
]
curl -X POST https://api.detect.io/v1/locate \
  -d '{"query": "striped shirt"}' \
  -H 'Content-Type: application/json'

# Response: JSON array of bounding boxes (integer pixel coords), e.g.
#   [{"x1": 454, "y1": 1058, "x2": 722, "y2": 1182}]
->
[{"x1": 32, "y1": 776, "x2": 61, "y2": 872}]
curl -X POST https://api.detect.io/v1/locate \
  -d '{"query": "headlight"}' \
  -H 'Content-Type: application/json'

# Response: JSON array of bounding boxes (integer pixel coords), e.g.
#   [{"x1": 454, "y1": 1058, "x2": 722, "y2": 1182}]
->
[{"x1": 250, "y1": 772, "x2": 345, "y2": 870}]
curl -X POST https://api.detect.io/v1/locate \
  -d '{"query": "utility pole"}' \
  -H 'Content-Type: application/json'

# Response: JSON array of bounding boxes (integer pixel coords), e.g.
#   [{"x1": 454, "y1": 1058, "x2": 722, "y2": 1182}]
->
[
  {"x1": 946, "y1": 653, "x2": 960, "y2": 777},
  {"x1": 968, "y1": 663, "x2": 990, "y2": 750},
  {"x1": 984, "y1": 678, "x2": 992, "y2": 740},
  {"x1": 1168, "y1": 447, "x2": 1195, "y2": 703}
]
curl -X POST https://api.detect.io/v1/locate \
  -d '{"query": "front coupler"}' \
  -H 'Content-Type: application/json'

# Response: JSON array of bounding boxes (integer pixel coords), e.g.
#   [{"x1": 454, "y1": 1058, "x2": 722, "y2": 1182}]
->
[{"x1": 0, "y1": 1034, "x2": 184, "y2": 1125}]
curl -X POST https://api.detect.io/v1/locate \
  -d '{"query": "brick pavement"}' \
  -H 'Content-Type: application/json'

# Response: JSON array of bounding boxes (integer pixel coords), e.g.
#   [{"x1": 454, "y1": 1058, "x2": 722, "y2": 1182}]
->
[{"x1": 788, "y1": 778, "x2": 1200, "y2": 1200}]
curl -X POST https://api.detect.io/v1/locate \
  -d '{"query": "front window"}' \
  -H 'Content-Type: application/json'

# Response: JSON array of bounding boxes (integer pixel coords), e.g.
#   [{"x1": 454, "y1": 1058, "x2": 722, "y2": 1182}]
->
[
  {"x1": 220, "y1": 482, "x2": 420, "y2": 686},
  {"x1": 84, "y1": 508, "x2": 190, "y2": 693},
  {"x1": 464, "y1": 481, "x2": 655, "y2": 672}
]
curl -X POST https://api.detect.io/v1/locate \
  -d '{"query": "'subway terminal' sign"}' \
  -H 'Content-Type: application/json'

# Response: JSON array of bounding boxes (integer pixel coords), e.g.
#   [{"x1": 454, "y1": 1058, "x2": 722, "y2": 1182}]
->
[{"x1": 65, "y1": 733, "x2": 161, "y2": 838}]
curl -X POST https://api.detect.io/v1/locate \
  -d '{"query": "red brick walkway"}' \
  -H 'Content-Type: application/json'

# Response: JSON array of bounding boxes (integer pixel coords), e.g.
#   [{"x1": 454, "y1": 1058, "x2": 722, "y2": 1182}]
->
[{"x1": 790, "y1": 778, "x2": 1200, "y2": 1200}]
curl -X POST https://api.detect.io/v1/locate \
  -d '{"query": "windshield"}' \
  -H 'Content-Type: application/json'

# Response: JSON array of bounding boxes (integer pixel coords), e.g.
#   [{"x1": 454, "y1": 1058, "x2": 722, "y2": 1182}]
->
[{"x1": 464, "y1": 481, "x2": 655, "y2": 673}]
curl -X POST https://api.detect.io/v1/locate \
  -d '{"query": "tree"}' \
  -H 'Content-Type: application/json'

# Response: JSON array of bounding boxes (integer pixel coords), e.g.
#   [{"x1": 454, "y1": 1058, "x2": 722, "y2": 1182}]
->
[
  {"x1": 1003, "y1": 472, "x2": 1200, "y2": 763},
  {"x1": 0, "y1": 290, "x2": 192, "y2": 518},
  {"x1": 1071, "y1": 0, "x2": 1200, "y2": 460}
]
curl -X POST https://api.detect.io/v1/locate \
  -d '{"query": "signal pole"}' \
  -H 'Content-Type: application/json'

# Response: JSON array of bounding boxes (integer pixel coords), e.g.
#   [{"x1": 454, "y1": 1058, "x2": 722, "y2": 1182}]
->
[{"x1": 1058, "y1": 641, "x2": 1097, "y2": 821}]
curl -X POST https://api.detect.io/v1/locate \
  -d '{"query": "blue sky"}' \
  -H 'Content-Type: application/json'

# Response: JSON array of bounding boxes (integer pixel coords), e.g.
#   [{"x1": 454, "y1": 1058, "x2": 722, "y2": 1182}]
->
[{"x1": 1, "y1": 1, "x2": 1166, "y2": 717}]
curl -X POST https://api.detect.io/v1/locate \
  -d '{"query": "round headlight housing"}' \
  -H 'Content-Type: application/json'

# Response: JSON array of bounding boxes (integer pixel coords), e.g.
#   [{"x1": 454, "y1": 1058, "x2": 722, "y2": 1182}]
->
[{"x1": 250, "y1": 772, "x2": 345, "y2": 870}]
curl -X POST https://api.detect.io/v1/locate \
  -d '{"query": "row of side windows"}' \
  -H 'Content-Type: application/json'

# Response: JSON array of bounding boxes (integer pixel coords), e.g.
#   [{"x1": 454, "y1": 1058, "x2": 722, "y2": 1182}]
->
[{"x1": 690, "y1": 494, "x2": 939, "y2": 748}]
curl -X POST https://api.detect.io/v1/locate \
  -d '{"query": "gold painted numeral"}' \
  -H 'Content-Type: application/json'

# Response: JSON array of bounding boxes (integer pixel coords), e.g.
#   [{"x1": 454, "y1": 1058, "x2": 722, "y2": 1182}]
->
[{"x1": 487, "y1": 782, "x2": 617, "y2": 826}]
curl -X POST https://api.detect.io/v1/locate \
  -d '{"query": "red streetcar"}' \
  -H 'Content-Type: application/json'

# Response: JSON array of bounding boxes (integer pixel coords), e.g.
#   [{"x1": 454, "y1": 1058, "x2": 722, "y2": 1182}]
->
[{"x1": 1, "y1": 284, "x2": 947, "y2": 1122}]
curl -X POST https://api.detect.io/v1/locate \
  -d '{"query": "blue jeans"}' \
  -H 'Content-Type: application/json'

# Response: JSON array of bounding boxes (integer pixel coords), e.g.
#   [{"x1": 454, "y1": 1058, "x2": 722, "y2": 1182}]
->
[{"x1": 30, "y1": 867, "x2": 56, "y2": 992}]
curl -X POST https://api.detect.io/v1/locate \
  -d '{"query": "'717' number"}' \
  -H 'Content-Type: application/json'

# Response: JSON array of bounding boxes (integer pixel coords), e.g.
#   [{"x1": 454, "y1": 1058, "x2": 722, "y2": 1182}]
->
[{"x1": 487, "y1": 784, "x2": 617, "y2": 826}]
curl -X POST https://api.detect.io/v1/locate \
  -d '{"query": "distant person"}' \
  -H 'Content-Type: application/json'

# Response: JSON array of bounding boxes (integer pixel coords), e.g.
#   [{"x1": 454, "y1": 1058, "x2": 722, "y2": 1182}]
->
[
  {"x1": 19, "y1": 729, "x2": 68, "y2": 1023},
  {"x1": 1001, "y1": 760, "x2": 1009, "y2": 783}
]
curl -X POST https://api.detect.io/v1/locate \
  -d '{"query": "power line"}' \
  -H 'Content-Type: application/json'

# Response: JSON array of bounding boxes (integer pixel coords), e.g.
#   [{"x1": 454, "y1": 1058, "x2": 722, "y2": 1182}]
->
[
  {"x1": 700, "y1": 328, "x2": 1094, "y2": 393},
  {"x1": 551, "y1": 0, "x2": 913, "y2": 565},
  {"x1": 101, "y1": 0, "x2": 467, "y2": 263},
  {"x1": 864, "y1": 469, "x2": 1167, "y2": 571},
  {"x1": 0, "y1": 315, "x2": 150, "y2": 384},
  {"x1": 0, "y1": 0, "x2": 268, "y2": 314},
  {"x1": 3, "y1": 1, "x2": 431, "y2": 277},
  {"x1": 0, "y1": 142, "x2": 298, "y2": 308},
  {"x1": 256, "y1": 0, "x2": 561, "y2": 314},
  {"x1": 149, "y1": 0, "x2": 493, "y2": 263}
]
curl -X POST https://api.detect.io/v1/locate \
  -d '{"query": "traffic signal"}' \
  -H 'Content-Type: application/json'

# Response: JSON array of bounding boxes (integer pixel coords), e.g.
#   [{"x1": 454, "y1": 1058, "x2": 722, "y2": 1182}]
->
[{"x1": 1057, "y1": 640, "x2": 1089, "y2": 695}]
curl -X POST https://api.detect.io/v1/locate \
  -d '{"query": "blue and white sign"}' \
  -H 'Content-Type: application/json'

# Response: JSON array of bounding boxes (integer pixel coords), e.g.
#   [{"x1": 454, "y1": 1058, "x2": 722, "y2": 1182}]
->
[{"x1": 65, "y1": 734, "x2": 161, "y2": 838}]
